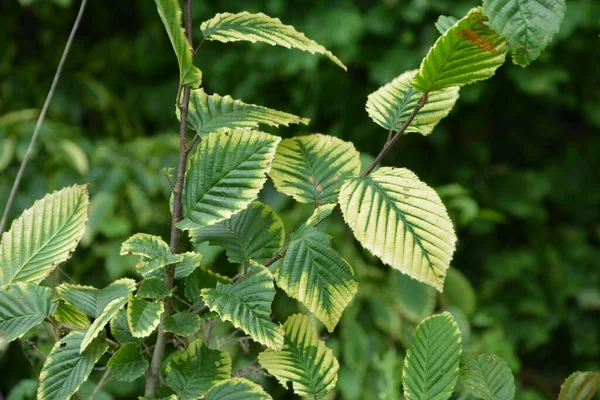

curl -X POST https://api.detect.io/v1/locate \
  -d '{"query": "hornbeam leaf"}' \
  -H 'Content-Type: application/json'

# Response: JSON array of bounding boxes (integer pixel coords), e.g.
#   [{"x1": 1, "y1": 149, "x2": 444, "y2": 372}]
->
[
  {"x1": 165, "y1": 339, "x2": 232, "y2": 399},
  {"x1": 144, "y1": 251, "x2": 204, "y2": 280},
  {"x1": 269, "y1": 134, "x2": 361, "y2": 204},
  {"x1": 178, "y1": 129, "x2": 280, "y2": 230},
  {"x1": 393, "y1": 271, "x2": 436, "y2": 323},
  {"x1": 127, "y1": 296, "x2": 164, "y2": 338},
  {"x1": 120, "y1": 233, "x2": 183, "y2": 275},
  {"x1": 339, "y1": 167, "x2": 456, "y2": 291},
  {"x1": 435, "y1": 15, "x2": 459, "y2": 34},
  {"x1": 0, "y1": 185, "x2": 89, "y2": 286},
  {"x1": 107, "y1": 343, "x2": 149, "y2": 382},
  {"x1": 483, "y1": 0, "x2": 566, "y2": 67},
  {"x1": 137, "y1": 278, "x2": 171, "y2": 300},
  {"x1": 184, "y1": 88, "x2": 309, "y2": 137},
  {"x1": 81, "y1": 296, "x2": 128, "y2": 353},
  {"x1": 154, "y1": 0, "x2": 202, "y2": 87},
  {"x1": 200, "y1": 12, "x2": 347, "y2": 70},
  {"x1": 164, "y1": 312, "x2": 200, "y2": 336},
  {"x1": 0, "y1": 283, "x2": 56, "y2": 341},
  {"x1": 52, "y1": 301, "x2": 89, "y2": 329},
  {"x1": 460, "y1": 353, "x2": 515, "y2": 400},
  {"x1": 412, "y1": 7, "x2": 508, "y2": 92},
  {"x1": 366, "y1": 70, "x2": 459, "y2": 135},
  {"x1": 184, "y1": 266, "x2": 233, "y2": 308},
  {"x1": 258, "y1": 314, "x2": 339, "y2": 397},
  {"x1": 558, "y1": 372, "x2": 600, "y2": 400},
  {"x1": 190, "y1": 202, "x2": 284, "y2": 264},
  {"x1": 110, "y1": 309, "x2": 140, "y2": 345},
  {"x1": 57, "y1": 278, "x2": 136, "y2": 318},
  {"x1": 203, "y1": 378, "x2": 272, "y2": 400},
  {"x1": 202, "y1": 264, "x2": 284, "y2": 349},
  {"x1": 402, "y1": 312, "x2": 462, "y2": 400},
  {"x1": 38, "y1": 329, "x2": 108, "y2": 400},
  {"x1": 274, "y1": 226, "x2": 358, "y2": 331}
]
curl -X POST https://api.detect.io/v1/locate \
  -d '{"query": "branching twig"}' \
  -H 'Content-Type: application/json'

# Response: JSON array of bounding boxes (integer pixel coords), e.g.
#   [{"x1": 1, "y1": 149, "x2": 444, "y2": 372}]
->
[
  {"x1": 145, "y1": 0, "x2": 195, "y2": 395},
  {"x1": 89, "y1": 369, "x2": 112, "y2": 400},
  {"x1": 0, "y1": 0, "x2": 88, "y2": 234}
]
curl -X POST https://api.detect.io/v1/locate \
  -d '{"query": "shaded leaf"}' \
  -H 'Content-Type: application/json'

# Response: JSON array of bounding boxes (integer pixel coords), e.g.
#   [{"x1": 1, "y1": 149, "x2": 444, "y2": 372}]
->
[
  {"x1": 57, "y1": 278, "x2": 136, "y2": 318},
  {"x1": 107, "y1": 343, "x2": 149, "y2": 382},
  {"x1": 137, "y1": 278, "x2": 171, "y2": 300},
  {"x1": 460, "y1": 353, "x2": 515, "y2": 400},
  {"x1": 127, "y1": 296, "x2": 164, "y2": 338},
  {"x1": 203, "y1": 377, "x2": 272, "y2": 400},
  {"x1": 81, "y1": 296, "x2": 129, "y2": 353},
  {"x1": 393, "y1": 271, "x2": 436, "y2": 323},
  {"x1": 559, "y1": 372, "x2": 600, "y2": 400},
  {"x1": 435, "y1": 15, "x2": 459, "y2": 34},
  {"x1": 0, "y1": 283, "x2": 56, "y2": 341},
  {"x1": 52, "y1": 301, "x2": 89, "y2": 329},
  {"x1": 120, "y1": 233, "x2": 182, "y2": 276},
  {"x1": 164, "y1": 312, "x2": 200, "y2": 336}
]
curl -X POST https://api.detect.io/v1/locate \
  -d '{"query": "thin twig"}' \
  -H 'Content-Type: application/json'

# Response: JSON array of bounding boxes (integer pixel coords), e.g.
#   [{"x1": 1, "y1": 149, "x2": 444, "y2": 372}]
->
[
  {"x1": 89, "y1": 369, "x2": 112, "y2": 400},
  {"x1": 145, "y1": 0, "x2": 195, "y2": 395},
  {"x1": 262, "y1": 245, "x2": 288, "y2": 267},
  {"x1": 362, "y1": 92, "x2": 429, "y2": 177},
  {"x1": 162, "y1": 169, "x2": 175, "y2": 191},
  {"x1": 193, "y1": 38, "x2": 206, "y2": 55},
  {"x1": 0, "y1": 0, "x2": 88, "y2": 234}
]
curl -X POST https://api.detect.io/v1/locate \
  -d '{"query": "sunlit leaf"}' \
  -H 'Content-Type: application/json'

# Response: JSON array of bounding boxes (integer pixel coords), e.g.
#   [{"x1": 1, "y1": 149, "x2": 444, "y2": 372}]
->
[
  {"x1": 200, "y1": 12, "x2": 346, "y2": 70},
  {"x1": 203, "y1": 377, "x2": 272, "y2": 400},
  {"x1": 258, "y1": 314, "x2": 339, "y2": 397},
  {"x1": 57, "y1": 278, "x2": 136, "y2": 318},
  {"x1": 81, "y1": 296, "x2": 128, "y2": 353},
  {"x1": 120, "y1": 233, "x2": 182, "y2": 276},
  {"x1": 52, "y1": 301, "x2": 89, "y2": 329},
  {"x1": 127, "y1": 296, "x2": 164, "y2": 338},
  {"x1": 0, "y1": 185, "x2": 89, "y2": 286}
]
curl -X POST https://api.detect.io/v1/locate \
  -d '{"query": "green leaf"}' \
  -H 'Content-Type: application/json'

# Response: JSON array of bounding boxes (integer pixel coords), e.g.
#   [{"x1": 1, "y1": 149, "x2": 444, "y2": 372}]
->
[
  {"x1": 184, "y1": 266, "x2": 232, "y2": 308},
  {"x1": 412, "y1": 7, "x2": 507, "y2": 92},
  {"x1": 258, "y1": 314, "x2": 339, "y2": 397},
  {"x1": 184, "y1": 88, "x2": 309, "y2": 137},
  {"x1": 145, "y1": 251, "x2": 204, "y2": 280},
  {"x1": 402, "y1": 312, "x2": 462, "y2": 400},
  {"x1": 442, "y1": 268, "x2": 477, "y2": 316},
  {"x1": 57, "y1": 278, "x2": 136, "y2": 318},
  {"x1": 154, "y1": 0, "x2": 202, "y2": 87},
  {"x1": 460, "y1": 353, "x2": 515, "y2": 400},
  {"x1": 202, "y1": 378, "x2": 272, "y2": 400},
  {"x1": 339, "y1": 167, "x2": 456, "y2": 291},
  {"x1": 274, "y1": 226, "x2": 358, "y2": 331},
  {"x1": 0, "y1": 185, "x2": 89, "y2": 286},
  {"x1": 120, "y1": 233, "x2": 183, "y2": 276},
  {"x1": 393, "y1": 271, "x2": 436, "y2": 323},
  {"x1": 202, "y1": 264, "x2": 284, "y2": 349},
  {"x1": 200, "y1": 12, "x2": 346, "y2": 70},
  {"x1": 483, "y1": 0, "x2": 566, "y2": 67},
  {"x1": 165, "y1": 339, "x2": 232, "y2": 399},
  {"x1": 178, "y1": 129, "x2": 280, "y2": 230},
  {"x1": 137, "y1": 278, "x2": 171, "y2": 300},
  {"x1": 110, "y1": 309, "x2": 140, "y2": 345},
  {"x1": 435, "y1": 15, "x2": 459, "y2": 34},
  {"x1": 38, "y1": 329, "x2": 108, "y2": 400},
  {"x1": 164, "y1": 312, "x2": 200, "y2": 336},
  {"x1": 190, "y1": 202, "x2": 284, "y2": 264},
  {"x1": 366, "y1": 70, "x2": 459, "y2": 135},
  {"x1": 52, "y1": 301, "x2": 89, "y2": 329},
  {"x1": 107, "y1": 343, "x2": 149, "y2": 382},
  {"x1": 559, "y1": 372, "x2": 600, "y2": 400},
  {"x1": 269, "y1": 134, "x2": 361, "y2": 204},
  {"x1": 81, "y1": 296, "x2": 129, "y2": 353},
  {"x1": 127, "y1": 296, "x2": 164, "y2": 338},
  {"x1": 0, "y1": 283, "x2": 56, "y2": 341}
]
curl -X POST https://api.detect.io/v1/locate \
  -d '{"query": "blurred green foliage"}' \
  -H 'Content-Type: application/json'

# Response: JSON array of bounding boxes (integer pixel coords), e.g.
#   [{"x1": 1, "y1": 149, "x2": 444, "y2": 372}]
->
[{"x1": 1, "y1": 0, "x2": 599, "y2": 398}]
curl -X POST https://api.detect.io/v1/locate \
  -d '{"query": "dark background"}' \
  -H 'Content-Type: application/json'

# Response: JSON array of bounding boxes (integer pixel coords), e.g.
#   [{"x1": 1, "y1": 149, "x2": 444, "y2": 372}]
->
[{"x1": 1, "y1": 0, "x2": 599, "y2": 398}]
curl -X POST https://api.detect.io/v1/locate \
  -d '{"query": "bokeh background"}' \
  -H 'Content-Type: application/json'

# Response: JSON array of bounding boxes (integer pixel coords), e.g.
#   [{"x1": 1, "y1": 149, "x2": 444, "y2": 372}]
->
[{"x1": 1, "y1": 0, "x2": 599, "y2": 399}]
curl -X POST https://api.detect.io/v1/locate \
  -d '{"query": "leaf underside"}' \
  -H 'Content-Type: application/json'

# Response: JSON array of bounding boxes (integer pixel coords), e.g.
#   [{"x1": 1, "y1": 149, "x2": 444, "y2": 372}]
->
[
  {"x1": 339, "y1": 167, "x2": 456, "y2": 291},
  {"x1": 200, "y1": 11, "x2": 347, "y2": 70},
  {"x1": 483, "y1": 0, "x2": 566, "y2": 67}
]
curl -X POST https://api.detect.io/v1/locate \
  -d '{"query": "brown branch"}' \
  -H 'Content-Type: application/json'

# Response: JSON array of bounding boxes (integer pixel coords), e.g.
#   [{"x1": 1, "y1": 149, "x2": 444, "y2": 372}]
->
[{"x1": 145, "y1": 0, "x2": 195, "y2": 395}]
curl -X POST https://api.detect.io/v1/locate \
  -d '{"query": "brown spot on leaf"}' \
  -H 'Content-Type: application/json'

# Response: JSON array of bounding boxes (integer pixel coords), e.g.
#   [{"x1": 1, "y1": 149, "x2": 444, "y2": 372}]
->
[
  {"x1": 127, "y1": 251, "x2": 133, "y2": 255},
  {"x1": 308, "y1": 176, "x2": 315, "y2": 184},
  {"x1": 333, "y1": 176, "x2": 339, "y2": 181},
  {"x1": 316, "y1": 184, "x2": 324, "y2": 192},
  {"x1": 455, "y1": 28, "x2": 498, "y2": 55}
]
